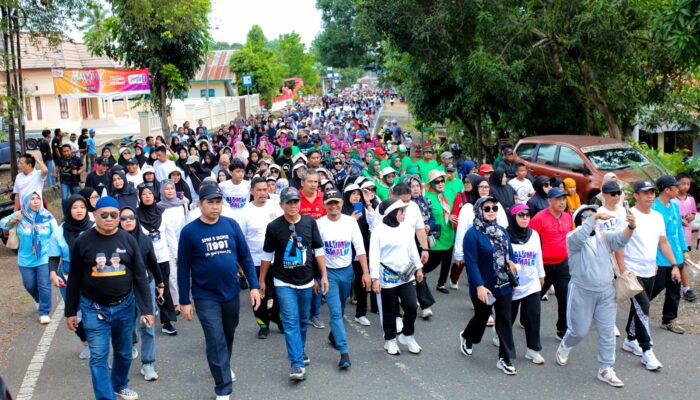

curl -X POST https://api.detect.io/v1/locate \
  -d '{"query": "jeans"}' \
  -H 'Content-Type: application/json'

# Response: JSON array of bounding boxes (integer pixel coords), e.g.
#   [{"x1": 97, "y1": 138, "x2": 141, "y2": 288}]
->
[
  {"x1": 276, "y1": 284, "x2": 312, "y2": 367},
  {"x1": 463, "y1": 293, "x2": 516, "y2": 361},
  {"x1": 326, "y1": 266, "x2": 353, "y2": 354},
  {"x1": 18, "y1": 264, "x2": 51, "y2": 316},
  {"x1": 60, "y1": 183, "x2": 80, "y2": 202},
  {"x1": 46, "y1": 160, "x2": 56, "y2": 186},
  {"x1": 540, "y1": 260, "x2": 570, "y2": 336},
  {"x1": 380, "y1": 282, "x2": 418, "y2": 340},
  {"x1": 80, "y1": 292, "x2": 135, "y2": 400},
  {"x1": 135, "y1": 280, "x2": 156, "y2": 364},
  {"x1": 651, "y1": 265, "x2": 682, "y2": 324},
  {"x1": 310, "y1": 278, "x2": 322, "y2": 318},
  {"x1": 194, "y1": 296, "x2": 240, "y2": 396}
]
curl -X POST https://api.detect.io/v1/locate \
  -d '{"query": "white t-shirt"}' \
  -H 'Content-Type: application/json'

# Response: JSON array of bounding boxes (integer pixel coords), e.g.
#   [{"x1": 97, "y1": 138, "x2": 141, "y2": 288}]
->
[
  {"x1": 596, "y1": 205, "x2": 627, "y2": 232},
  {"x1": 153, "y1": 159, "x2": 176, "y2": 182},
  {"x1": 126, "y1": 171, "x2": 143, "y2": 188},
  {"x1": 508, "y1": 178, "x2": 534, "y2": 204},
  {"x1": 511, "y1": 231, "x2": 546, "y2": 300},
  {"x1": 237, "y1": 201, "x2": 283, "y2": 266},
  {"x1": 369, "y1": 222, "x2": 423, "y2": 289},
  {"x1": 219, "y1": 180, "x2": 250, "y2": 219},
  {"x1": 13, "y1": 169, "x2": 45, "y2": 201},
  {"x1": 402, "y1": 200, "x2": 426, "y2": 231},
  {"x1": 623, "y1": 207, "x2": 666, "y2": 278},
  {"x1": 316, "y1": 214, "x2": 366, "y2": 269}
]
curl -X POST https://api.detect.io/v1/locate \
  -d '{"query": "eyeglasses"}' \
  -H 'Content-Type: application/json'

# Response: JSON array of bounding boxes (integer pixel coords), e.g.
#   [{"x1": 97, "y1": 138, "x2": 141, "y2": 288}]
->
[
  {"x1": 119, "y1": 215, "x2": 136, "y2": 221},
  {"x1": 90, "y1": 195, "x2": 100, "y2": 200},
  {"x1": 434, "y1": 179, "x2": 445, "y2": 184},
  {"x1": 478, "y1": 185, "x2": 490, "y2": 190},
  {"x1": 99, "y1": 211, "x2": 119, "y2": 220},
  {"x1": 482, "y1": 205, "x2": 499, "y2": 213},
  {"x1": 607, "y1": 191, "x2": 622, "y2": 197},
  {"x1": 516, "y1": 212, "x2": 530, "y2": 218},
  {"x1": 334, "y1": 161, "x2": 342, "y2": 165}
]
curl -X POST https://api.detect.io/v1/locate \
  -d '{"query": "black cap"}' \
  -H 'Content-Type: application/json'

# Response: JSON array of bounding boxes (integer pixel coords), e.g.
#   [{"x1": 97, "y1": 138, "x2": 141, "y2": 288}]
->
[
  {"x1": 323, "y1": 188, "x2": 342, "y2": 204},
  {"x1": 656, "y1": 175, "x2": 679, "y2": 191},
  {"x1": 633, "y1": 180, "x2": 656, "y2": 192},
  {"x1": 199, "y1": 184, "x2": 223, "y2": 200},
  {"x1": 97, "y1": 157, "x2": 110, "y2": 165},
  {"x1": 280, "y1": 187, "x2": 301, "y2": 203},
  {"x1": 547, "y1": 187, "x2": 567, "y2": 199},
  {"x1": 126, "y1": 158, "x2": 138, "y2": 165},
  {"x1": 445, "y1": 162, "x2": 457, "y2": 172},
  {"x1": 601, "y1": 181, "x2": 621, "y2": 193}
]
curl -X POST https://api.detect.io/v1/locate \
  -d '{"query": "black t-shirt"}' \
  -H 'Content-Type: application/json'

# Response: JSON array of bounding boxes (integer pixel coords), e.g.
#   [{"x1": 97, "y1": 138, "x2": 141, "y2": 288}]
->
[
  {"x1": 78, "y1": 134, "x2": 88, "y2": 150},
  {"x1": 51, "y1": 137, "x2": 62, "y2": 162},
  {"x1": 39, "y1": 139, "x2": 51, "y2": 162},
  {"x1": 263, "y1": 215, "x2": 323, "y2": 287},
  {"x1": 57, "y1": 156, "x2": 83, "y2": 185},
  {"x1": 85, "y1": 171, "x2": 110, "y2": 194},
  {"x1": 65, "y1": 228, "x2": 151, "y2": 317}
]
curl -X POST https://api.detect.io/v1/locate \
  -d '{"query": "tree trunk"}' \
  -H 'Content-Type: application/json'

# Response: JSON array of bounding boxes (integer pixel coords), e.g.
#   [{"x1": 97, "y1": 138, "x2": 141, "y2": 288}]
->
[
  {"x1": 475, "y1": 106, "x2": 483, "y2": 163},
  {"x1": 158, "y1": 82, "x2": 169, "y2": 137},
  {"x1": 575, "y1": 59, "x2": 621, "y2": 139}
]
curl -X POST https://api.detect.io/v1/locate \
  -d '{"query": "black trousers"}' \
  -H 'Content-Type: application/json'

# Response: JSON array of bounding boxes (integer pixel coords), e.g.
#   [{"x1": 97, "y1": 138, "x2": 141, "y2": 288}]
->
[
  {"x1": 540, "y1": 260, "x2": 570, "y2": 336},
  {"x1": 352, "y1": 261, "x2": 378, "y2": 318},
  {"x1": 416, "y1": 248, "x2": 452, "y2": 309},
  {"x1": 626, "y1": 276, "x2": 655, "y2": 351},
  {"x1": 462, "y1": 293, "x2": 516, "y2": 361},
  {"x1": 157, "y1": 261, "x2": 178, "y2": 323},
  {"x1": 253, "y1": 266, "x2": 280, "y2": 328},
  {"x1": 511, "y1": 291, "x2": 542, "y2": 352},
  {"x1": 650, "y1": 265, "x2": 683, "y2": 324},
  {"x1": 380, "y1": 282, "x2": 418, "y2": 340}
]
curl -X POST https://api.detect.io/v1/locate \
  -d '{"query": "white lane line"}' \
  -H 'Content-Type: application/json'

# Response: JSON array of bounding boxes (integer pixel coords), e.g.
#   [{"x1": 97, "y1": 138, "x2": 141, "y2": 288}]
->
[{"x1": 16, "y1": 301, "x2": 64, "y2": 400}]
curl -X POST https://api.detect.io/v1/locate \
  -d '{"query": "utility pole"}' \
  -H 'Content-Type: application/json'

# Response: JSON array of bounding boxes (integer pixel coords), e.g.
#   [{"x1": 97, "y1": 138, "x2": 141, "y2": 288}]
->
[
  {"x1": 11, "y1": 9, "x2": 25, "y2": 153},
  {"x1": 204, "y1": 52, "x2": 209, "y2": 101},
  {"x1": 2, "y1": 6, "x2": 18, "y2": 179}
]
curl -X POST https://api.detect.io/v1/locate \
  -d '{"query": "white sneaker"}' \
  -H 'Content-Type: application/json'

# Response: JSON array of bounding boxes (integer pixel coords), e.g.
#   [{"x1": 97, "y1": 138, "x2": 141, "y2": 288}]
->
[
  {"x1": 354, "y1": 316, "x2": 371, "y2": 326},
  {"x1": 132, "y1": 345, "x2": 138, "y2": 360},
  {"x1": 491, "y1": 327, "x2": 499, "y2": 347},
  {"x1": 555, "y1": 341, "x2": 571, "y2": 366},
  {"x1": 230, "y1": 369, "x2": 236, "y2": 382},
  {"x1": 39, "y1": 315, "x2": 51, "y2": 324},
  {"x1": 215, "y1": 395, "x2": 230, "y2": 400},
  {"x1": 597, "y1": 367, "x2": 624, "y2": 388},
  {"x1": 35, "y1": 302, "x2": 39, "y2": 311},
  {"x1": 641, "y1": 350, "x2": 662, "y2": 371},
  {"x1": 79, "y1": 346, "x2": 90, "y2": 359},
  {"x1": 525, "y1": 348, "x2": 545, "y2": 365},
  {"x1": 140, "y1": 363, "x2": 158, "y2": 381},
  {"x1": 115, "y1": 388, "x2": 138, "y2": 400},
  {"x1": 621, "y1": 339, "x2": 643, "y2": 357},
  {"x1": 395, "y1": 316, "x2": 404, "y2": 334},
  {"x1": 449, "y1": 281, "x2": 459, "y2": 290},
  {"x1": 398, "y1": 334, "x2": 422, "y2": 354},
  {"x1": 421, "y1": 308, "x2": 433, "y2": 319},
  {"x1": 384, "y1": 339, "x2": 400, "y2": 355},
  {"x1": 614, "y1": 325, "x2": 621, "y2": 337}
]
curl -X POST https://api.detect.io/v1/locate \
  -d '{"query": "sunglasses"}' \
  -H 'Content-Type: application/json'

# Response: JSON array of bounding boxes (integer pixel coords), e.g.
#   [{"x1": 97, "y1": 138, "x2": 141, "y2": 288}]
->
[
  {"x1": 119, "y1": 215, "x2": 136, "y2": 221},
  {"x1": 99, "y1": 211, "x2": 119, "y2": 220},
  {"x1": 434, "y1": 179, "x2": 445, "y2": 184},
  {"x1": 334, "y1": 161, "x2": 342, "y2": 165},
  {"x1": 363, "y1": 187, "x2": 376, "y2": 192},
  {"x1": 607, "y1": 191, "x2": 622, "y2": 197},
  {"x1": 482, "y1": 205, "x2": 499, "y2": 213},
  {"x1": 516, "y1": 212, "x2": 530, "y2": 218}
]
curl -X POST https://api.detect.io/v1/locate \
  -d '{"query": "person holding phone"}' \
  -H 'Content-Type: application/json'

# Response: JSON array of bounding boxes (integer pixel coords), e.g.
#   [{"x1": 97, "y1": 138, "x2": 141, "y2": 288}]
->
[
  {"x1": 459, "y1": 196, "x2": 519, "y2": 375},
  {"x1": 119, "y1": 206, "x2": 165, "y2": 381}
]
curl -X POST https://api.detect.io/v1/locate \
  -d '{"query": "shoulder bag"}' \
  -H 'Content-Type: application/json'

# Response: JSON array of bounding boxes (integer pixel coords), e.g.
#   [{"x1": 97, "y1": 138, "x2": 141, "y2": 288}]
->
[
  {"x1": 5, "y1": 226, "x2": 18, "y2": 250},
  {"x1": 602, "y1": 232, "x2": 642, "y2": 302}
]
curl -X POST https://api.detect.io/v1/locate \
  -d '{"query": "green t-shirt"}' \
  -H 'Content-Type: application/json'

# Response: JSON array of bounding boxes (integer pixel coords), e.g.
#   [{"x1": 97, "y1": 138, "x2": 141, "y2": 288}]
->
[
  {"x1": 375, "y1": 179, "x2": 392, "y2": 201},
  {"x1": 444, "y1": 177, "x2": 464, "y2": 200},
  {"x1": 291, "y1": 146, "x2": 300, "y2": 156},
  {"x1": 415, "y1": 159, "x2": 439, "y2": 183}
]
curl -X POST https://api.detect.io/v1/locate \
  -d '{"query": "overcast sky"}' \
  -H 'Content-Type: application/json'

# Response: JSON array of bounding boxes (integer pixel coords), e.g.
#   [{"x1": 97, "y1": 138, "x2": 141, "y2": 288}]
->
[{"x1": 209, "y1": 0, "x2": 322, "y2": 48}]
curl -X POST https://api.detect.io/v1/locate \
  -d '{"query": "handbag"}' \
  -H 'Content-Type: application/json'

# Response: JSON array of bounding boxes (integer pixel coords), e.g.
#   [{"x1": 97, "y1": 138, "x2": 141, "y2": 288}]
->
[
  {"x1": 602, "y1": 233, "x2": 643, "y2": 302},
  {"x1": 6, "y1": 226, "x2": 18, "y2": 250}
]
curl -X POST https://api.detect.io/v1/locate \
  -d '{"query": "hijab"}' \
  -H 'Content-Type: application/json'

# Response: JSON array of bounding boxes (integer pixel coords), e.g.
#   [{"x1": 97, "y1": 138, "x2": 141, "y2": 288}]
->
[
  {"x1": 61, "y1": 194, "x2": 94, "y2": 245},
  {"x1": 78, "y1": 187, "x2": 98, "y2": 212},
  {"x1": 563, "y1": 178, "x2": 581, "y2": 211},
  {"x1": 169, "y1": 169, "x2": 192, "y2": 203},
  {"x1": 379, "y1": 198, "x2": 402, "y2": 228},
  {"x1": 459, "y1": 160, "x2": 476, "y2": 180},
  {"x1": 120, "y1": 206, "x2": 150, "y2": 256},
  {"x1": 107, "y1": 170, "x2": 136, "y2": 197},
  {"x1": 473, "y1": 197, "x2": 511, "y2": 289},
  {"x1": 20, "y1": 192, "x2": 54, "y2": 259},
  {"x1": 137, "y1": 185, "x2": 162, "y2": 232},
  {"x1": 506, "y1": 208, "x2": 532, "y2": 245},
  {"x1": 489, "y1": 169, "x2": 516, "y2": 213},
  {"x1": 157, "y1": 179, "x2": 190, "y2": 209}
]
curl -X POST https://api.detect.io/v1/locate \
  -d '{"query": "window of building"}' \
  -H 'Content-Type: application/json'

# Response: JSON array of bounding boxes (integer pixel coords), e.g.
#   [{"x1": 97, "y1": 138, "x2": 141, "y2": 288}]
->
[
  {"x1": 200, "y1": 89, "x2": 215, "y2": 98},
  {"x1": 25, "y1": 98, "x2": 32, "y2": 120},
  {"x1": 35, "y1": 97, "x2": 42, "y2": 120},
  {"x1": 59, "y1": 97, "x2": 69, "y2": 119}
]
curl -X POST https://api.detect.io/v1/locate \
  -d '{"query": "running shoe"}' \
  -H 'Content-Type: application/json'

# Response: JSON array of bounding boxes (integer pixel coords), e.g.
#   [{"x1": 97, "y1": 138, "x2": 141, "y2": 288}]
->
[
  {"x1": 310, "y1": 315, "x2": 325, "y2": 329},
  {"x1": 257, "y1": 327, "x2": 270, "y2": 339},
  {"x1": 302, "y1": 352, "x2": 310, "y2": 365},
  {"x1": 79, "y1": 346, "x2": 90, "y2": 359},
  {"x1": 597, "y1": 367, "x2": 624, "y2": 388},
  {"x1": 289, "y1": 366, "x2": 306, "y2": 381},
  {"x1": 39, "y1": 315, "x2": 51, "y2": 324},
  {"x1": 338, "y1": 353, "x2": 351, "y2": 369},
  {"x1": 384, "y1": 339, "x2": 400, "y2": 355},
  {"x1": 683, "y1": 289, "x2": 698, "y2": 302},
  {"x1": 396, "y1": 317, "x2": 404, "y2": 333},
  {"x1": 398, "y1": 334, "x2": 422, "y2": 354},
  {"x1": 161, "y1": 322, "x2": 177, "y2": 336},
  {"x1": 525, "y1": 349, "x2": 545, "y2": 365},
  {"x1": 421, "y1": 308, "x2": 433, "y2": 319},
  {"x1": 115, "y1": 388, "x2": 139, "y2": 400},
  {"x1": 660, "y1": 320, "x2": 685, "y2": 334},
  {"x1": 436, "y1": 285, "x2": 449, "y2": 294},
  {"x1": 354, "y1": 316, "x2": 371, "y2": 326},
  {"x1": 556, "y1": 341, "x2": 571, "y2": 366},
  {"x1": 621, "y1": 339, "x2": 643, "y2": 356},
  {"x1": 131, "y1": 345, "x2": 138, "y2": 360},
  {"x1": 497, "y1": 358, "x2": 517, "y2": 375},
  {"x1": 459, "y1": 331, "x2": 472, "y2": 356},
  {"x1": 641, "y1": 350, "x2": 662, "y2": 371},
  {"x1": 449, "y1": 281, "x2": 459, "y2": 290},
  {"x1": 140, "y1": 363, "x2": 158, "y2": 381}
]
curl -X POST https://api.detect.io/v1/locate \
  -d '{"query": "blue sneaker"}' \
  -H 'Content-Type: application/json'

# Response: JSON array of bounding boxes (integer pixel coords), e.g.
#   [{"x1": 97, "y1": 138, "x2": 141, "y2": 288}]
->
[{"x1": 338, "y1": 353, "x2": 351, "y2": 369}]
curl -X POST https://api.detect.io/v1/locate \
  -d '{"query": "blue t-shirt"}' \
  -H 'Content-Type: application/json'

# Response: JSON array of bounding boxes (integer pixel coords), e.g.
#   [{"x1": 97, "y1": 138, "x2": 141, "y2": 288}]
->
[
  {"x1": 177, "y1": 217, "x2": 259, "y2": 305},
  {"x1": 652, "y1": 198, "x2": 687, "y2": 266},
  {"x1": 87, "y1": 137, "x2": 97, "y2": 155}
]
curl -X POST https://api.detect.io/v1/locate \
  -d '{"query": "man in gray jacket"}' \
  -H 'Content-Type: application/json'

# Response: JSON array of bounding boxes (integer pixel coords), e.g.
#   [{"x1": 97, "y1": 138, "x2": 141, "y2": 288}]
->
[{"x1": 555, "y1": 205, "x2": 635, "y2": 388}]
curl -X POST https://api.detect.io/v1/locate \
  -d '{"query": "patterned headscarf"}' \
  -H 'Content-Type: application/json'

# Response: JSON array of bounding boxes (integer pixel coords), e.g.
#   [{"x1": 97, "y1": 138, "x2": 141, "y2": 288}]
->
[
  {"x1": 473, "y1": 197, "x2": 511, "y2": 289},
  {"x1": 20, "y1": 192, "x2": 54, "y2": 259}
]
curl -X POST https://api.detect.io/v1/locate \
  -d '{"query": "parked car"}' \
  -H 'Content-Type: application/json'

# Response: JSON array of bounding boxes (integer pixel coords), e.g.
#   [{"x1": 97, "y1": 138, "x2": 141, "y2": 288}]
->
[
  {"x1": 514, "y1": 135, "x2": 665, "y2": 203},
  {"x1": 0, "y1": 140, "x2": 21, "y2": 165},
  {"x1": 0, "y1": 187, "x2": 14, "y2": 244}
]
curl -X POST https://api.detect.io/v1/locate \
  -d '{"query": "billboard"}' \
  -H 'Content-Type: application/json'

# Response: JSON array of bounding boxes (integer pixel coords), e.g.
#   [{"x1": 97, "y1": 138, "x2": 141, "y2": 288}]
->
[{"x1": 52, "y1": 68, "x2": 151, "y2": 98}]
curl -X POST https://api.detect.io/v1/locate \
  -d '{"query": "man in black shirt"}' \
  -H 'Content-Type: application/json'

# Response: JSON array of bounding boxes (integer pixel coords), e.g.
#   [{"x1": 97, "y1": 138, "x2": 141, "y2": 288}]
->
[
  {"x1": 260, "y1": 187, "x2": 327, "y2": 381},
  {"x1": 78, "y1": 128, "x2": 89, "y2": 166},
  {"x1": 54, "y1": 144, "x2": 84, "y2": 201},
  {"x1": 66, "y1": 196, "x2": 153, "y2": 400},
  {"x1": 51, "y1": 128, "x2": 63, "y2": 164},
  {"x1": 39, "y1": 129, "x2": 56, "y2": 187},
  {"x1": 85, "y1": 157, "x2": 112, "y2": 195}
]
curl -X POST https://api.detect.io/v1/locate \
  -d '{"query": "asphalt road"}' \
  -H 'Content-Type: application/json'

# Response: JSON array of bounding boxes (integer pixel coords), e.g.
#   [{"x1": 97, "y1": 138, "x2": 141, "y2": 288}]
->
[{"x1": 2, "y1": 276, "x2": 699, "y2": 400}]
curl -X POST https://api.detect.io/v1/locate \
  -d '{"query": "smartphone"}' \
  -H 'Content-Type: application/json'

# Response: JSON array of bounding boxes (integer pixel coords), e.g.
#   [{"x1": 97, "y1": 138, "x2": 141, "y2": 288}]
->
[
  {"x1": 353, "y1": 202, "x2": 364, "y2": 214},
  {"x1": 486, "y1": 293, "x2": 496, "y2": 306}
]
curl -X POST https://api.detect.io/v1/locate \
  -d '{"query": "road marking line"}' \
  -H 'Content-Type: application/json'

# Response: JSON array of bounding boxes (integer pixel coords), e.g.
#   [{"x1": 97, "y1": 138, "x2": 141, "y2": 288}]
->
[{"x1": 16, "y1": 301, "x2": 64, "y2": 400}]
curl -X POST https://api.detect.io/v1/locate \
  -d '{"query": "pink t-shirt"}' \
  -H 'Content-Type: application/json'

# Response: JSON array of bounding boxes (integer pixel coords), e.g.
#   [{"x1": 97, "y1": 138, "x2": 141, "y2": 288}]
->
[{"x1": 673, "y1": 194, "x2": 697, "y2": 248}]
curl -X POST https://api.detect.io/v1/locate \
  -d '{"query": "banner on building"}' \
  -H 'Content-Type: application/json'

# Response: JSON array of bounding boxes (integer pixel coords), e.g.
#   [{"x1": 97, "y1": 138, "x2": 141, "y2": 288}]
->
[{"x1": 52, "y1": 68, "x2": 151, "y2": 98}]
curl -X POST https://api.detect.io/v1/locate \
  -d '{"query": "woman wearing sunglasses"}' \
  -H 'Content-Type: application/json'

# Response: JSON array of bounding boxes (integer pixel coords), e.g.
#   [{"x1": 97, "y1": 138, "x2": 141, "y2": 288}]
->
[
  {"x1": 119, "y1": 206, "x2": 165, "y2": 381},
  {"x1": 527, "y1": 176, "x2": 552, "y2": 217},
  {"x1": 506, "y1": 204, "x2": 545, "y2": 365},
  {"x1": 459, "y1": 196, "x2": 519, "y2": 375}
]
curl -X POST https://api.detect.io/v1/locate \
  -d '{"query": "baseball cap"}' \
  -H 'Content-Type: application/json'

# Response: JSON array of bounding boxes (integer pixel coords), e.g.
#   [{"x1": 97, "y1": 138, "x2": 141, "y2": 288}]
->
[
  {"x1": 656, "y1": 175, "x2": 679, "y2": 191},
  {"x1": 445, "y1": 162, "x2": 457, "y2": 172},
  {"x1": 440, "y1": 151, "x2": 454, "y2": 159},
  {"x1": 510, "y1": 203, "x2": 530, "y2": 216},
  {"x1": 380, "y1": 166, "x2": 397, "y2": 177},
  {"x1": 199, "y1": 184, "x2": 224, "y2": 200},
  {"x1": 503, "y1": 147, "x2": 514, "y2": 155},
  {"x1": 633, "y1": 180, "x2": 655, "y2": 192},
  {"x1": 323, "y1": 189, "x2": 343, "y2": 204},
  {"x1": 97, "y1": 157, "x2": 110, "y2": 166},
  {"x1": 374, "y1": 146, "x2": 386, "y2": 156},
  {"x1": 423, "y1": 146, "x2": 435, "y2": 153},
  {"x1": 126, "y1": 158, "x2": 138, "y2": 165},
  {"x1": 601, "y1": 181, "x2": 621, "y2": 193},
  {"x1": 547, "y1": 187, "x2": 567, "y2": 199},
  {"x1": 280, "y1": 187, "x2": 301, "y2": 203},
  {"x1": 398, "y1": 144, "x2": 408, "y2": 153},
  {"x1": 88, "y1": 129, "x2": 95, "y2": 134}
]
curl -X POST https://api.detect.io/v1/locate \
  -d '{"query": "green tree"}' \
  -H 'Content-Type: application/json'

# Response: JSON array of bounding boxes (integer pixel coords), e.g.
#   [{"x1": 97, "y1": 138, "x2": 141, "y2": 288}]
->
[
  {"x1": 212, "y1": 40, "x2": 243, "y2": 50},
  {"x1": 83, "y1": 0, "x2": 211, "y2": 136},
  {"x1": 653, "y1": 0, "x2": 700, "y2": 66},
  {"x1": 274, "y1": 32, "x2": 319, "y2": 87},
  {"x1": 313, "y1": 0, "x2": 370, "y2": 68},
  {"x1": 229, "y1": 26, "x2": 284, "y2": 105}
]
